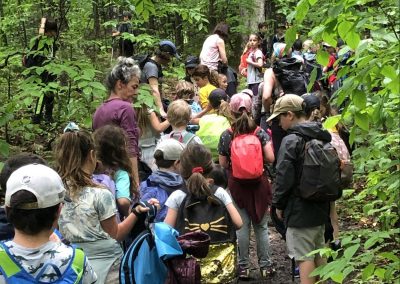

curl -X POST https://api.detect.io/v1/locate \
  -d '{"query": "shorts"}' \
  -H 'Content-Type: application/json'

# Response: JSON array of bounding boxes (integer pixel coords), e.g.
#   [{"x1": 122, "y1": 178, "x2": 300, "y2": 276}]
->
[{"x1": 286, "y1": 225, "x2": 325, "y2": 261}]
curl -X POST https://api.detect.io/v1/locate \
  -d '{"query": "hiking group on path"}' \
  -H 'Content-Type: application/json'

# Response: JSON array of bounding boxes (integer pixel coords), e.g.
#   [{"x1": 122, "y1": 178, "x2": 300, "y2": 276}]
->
[{"x1": 0, "y1": 15, "x2": 354, "y2": 284}]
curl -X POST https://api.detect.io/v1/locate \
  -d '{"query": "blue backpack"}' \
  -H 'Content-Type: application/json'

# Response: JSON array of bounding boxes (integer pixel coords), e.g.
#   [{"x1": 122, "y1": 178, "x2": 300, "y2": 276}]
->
[
  {"x1": 119, "y1": 202, "x2": 183, "y2": 284},
  {"x1": 0, "y1": 243, "x2": 85, "y2": 284}
]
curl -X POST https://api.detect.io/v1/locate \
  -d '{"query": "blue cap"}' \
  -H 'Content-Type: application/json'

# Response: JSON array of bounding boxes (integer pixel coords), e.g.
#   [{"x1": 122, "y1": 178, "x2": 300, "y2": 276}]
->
[{"x1": 159, "y1": 40, "x2": 180, "y2": 59}]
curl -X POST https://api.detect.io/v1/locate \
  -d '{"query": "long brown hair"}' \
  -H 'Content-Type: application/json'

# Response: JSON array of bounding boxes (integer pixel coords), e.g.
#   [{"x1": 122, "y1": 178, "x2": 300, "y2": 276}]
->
[
  {"x1": 231, "y1": 111, "x2": 257, "y2": 137},
  {"x1": 217, "y1": 101, "x2": 234, "y2": 124},
  {"x1": 134, "y1": 104, "x2": 151, "y2": 136},
  {"x1": 180, "y1": 144, "x2": 214, "y2": 199},
  {"x1": 93, "y1": 125, "x2": 138, "y2": 200},
  {"x1": 54, "y1": 130, "x2": 98, "y2": 199}
]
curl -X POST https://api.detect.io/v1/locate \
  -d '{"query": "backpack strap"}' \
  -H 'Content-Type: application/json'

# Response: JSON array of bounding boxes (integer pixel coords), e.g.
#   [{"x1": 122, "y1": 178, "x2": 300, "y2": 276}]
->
[
  {"x1": 0, "y1": 243, "x2": 21, "y2": 279},
  {"x1": 71, "y1": 247, "x2": 86, "y2": 284},
  {"x1": 182, "y1": 132, "x2": 196, "y2": 144}
]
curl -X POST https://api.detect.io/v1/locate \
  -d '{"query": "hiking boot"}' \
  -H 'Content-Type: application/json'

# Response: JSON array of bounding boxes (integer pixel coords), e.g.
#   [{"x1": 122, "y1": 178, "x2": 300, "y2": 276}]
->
[
  {"x1": 260, "y1": 266, "x2": 276, "y2": 278},
  {"x1": 238, "y1": 266, "x2": 250, "y2": 279}
]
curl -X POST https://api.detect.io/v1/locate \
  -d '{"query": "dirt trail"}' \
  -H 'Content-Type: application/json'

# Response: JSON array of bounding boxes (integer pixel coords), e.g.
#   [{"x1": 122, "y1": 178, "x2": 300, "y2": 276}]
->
[{"x1": 236, "y1": 225, "x2": 300, "y2": 284}]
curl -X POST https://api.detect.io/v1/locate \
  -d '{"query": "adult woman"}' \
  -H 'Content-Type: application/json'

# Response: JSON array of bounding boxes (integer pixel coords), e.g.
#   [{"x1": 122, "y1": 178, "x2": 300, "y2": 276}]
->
[
  {"x1": 199, "y1": 22, "x2": 229, "y2": 71},
  {"x1": 93, "y1": 57, "x2": 141, "y2": 186}
]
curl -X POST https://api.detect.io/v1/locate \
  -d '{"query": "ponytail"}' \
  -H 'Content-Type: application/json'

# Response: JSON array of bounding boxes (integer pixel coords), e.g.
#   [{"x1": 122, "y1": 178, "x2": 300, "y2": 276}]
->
[
  {"x1": 232, "y1": 111, "x2": 256, "y2": 137},
  {"x1": 218, "y1": 101, "x2": 234, "y2": 123},
  {"x1": 209, "y1": 70, "x2": 220, "y2": 87}
]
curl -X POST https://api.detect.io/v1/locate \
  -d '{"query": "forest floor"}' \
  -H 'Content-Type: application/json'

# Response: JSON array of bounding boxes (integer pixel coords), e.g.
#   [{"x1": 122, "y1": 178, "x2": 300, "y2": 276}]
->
[{"x1": 235, "y1": 224, "x2": 299, "y2": 284}]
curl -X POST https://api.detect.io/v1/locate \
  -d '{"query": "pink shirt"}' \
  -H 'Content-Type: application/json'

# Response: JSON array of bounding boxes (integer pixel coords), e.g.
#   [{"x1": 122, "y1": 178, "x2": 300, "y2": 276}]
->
[{"x1": 200, "y1": 34, "x2": 222, "y2": 70}]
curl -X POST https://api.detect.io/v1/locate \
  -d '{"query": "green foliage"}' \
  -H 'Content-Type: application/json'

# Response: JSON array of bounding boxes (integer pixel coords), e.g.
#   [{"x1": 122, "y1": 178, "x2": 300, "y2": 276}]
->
[{"x1": 290, "y1": 0, "x2": 400, "y2": 282}]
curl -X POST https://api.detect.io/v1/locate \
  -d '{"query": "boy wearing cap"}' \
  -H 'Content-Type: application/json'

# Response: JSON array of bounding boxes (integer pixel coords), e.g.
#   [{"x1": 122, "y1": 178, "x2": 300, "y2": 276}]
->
[
  {"x1": 0, "y1": 164, "x2": 97, "y2": 283},
  {"x1": 140, "y1": 40, "x2": 180, "y2": 118},
  {"x1": 140, "y1": 139, "x2": 186, "y2": 221},
  {"x1": 268, "y1": 94, "x2": 331, "y2": 284}
]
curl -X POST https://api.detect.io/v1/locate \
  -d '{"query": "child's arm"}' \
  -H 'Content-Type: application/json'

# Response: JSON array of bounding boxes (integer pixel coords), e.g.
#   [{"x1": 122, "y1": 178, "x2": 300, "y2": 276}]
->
[
  {"x1": 263, "y1": 141, "x2": 275, "y2": 164},
  {"x1": 246, "y1": 51, "x2": 264, "y2": 68},
  {"x1": 164, "y1": 208, "x2": 178, "y2": 227},
  {"x1": 217, "y1": 38, "x2": 228, "y2": 64},
  {"x1": 226, "y1": 203, "x2": 243, "y2": 229},
  {"x1": 149, "y1": 111, "x2": 170, "y2": 133}
]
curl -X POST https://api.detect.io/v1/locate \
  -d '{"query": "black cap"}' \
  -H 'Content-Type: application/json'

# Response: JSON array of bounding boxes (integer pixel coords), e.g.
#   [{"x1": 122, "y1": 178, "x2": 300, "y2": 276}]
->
[
  {"x1": 123, "y1": 11, "x2": 132, "y2": 19},
  {"x1": 185, "y1": 55, "x2": 199, "y2": 68},
  {"x1": 208, "y1": 89, "x2": 228, "y2": 109},
  {"x1": 301, "y1": 93, "x2": 320, "y2": 114}
]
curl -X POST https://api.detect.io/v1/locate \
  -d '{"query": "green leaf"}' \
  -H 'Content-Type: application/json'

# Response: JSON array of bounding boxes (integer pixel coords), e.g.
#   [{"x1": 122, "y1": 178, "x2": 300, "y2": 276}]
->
[
  {"x1": 338, "y1": 20, "x2": 353, "y2": 39},
  {"x1": 345, "y1": 31, "x2": 360, "y2": 50},
  {"x1": 323, "y1": 115, "x2": 341, "y2": 130},
  {"x1": 344, "y1": 244, "x2": 359, "y2": 259},
  {"x1": 322, "y1": 31, "x2": 337, "y2": 48},
  {"x1": 381, "y1": 65, "x2": 397, "y2": 81},
  {"x1": 295, "y1": 0, "x2": 309, "y2": 23},
  {"x1": 374, "y1": 268, "x2": 386, "y2": 279},
  {"x1": 308, "y1": 0, "x2": 318, "y2": 5},
  {"x1": 90, "y1": 81, "x2": 106, "y2": 91},
  {"x1": 316, "y1": 50, "x2": 330, "y2": 66},
  {"x1": 379, "y1": 252, "x2": 399, "y2": 262},
  {"x1": 331, "y1": 272, "x2": 344, "y2": 283},
  {"x1": 362, "y1": 264, "x2": 375, "y2": 281},
  {"x1": 328, "y1": 3, "x2": 344, "y2": 18},
  {"x1": 285, "y1": 27, "x2": 297, "y2": 51},
  {"x1": 355, "y1": 112, "x2": 369, "y2": 131},
  {"x1": 352, "y1": 90, "x2": 367, "y2": 109},
  {"x1": 0, "y1": 140, "x2": 10, "y2": 158}
]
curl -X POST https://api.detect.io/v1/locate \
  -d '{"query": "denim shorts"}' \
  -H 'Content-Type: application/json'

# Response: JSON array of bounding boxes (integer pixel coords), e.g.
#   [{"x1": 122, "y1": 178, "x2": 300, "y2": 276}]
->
[{"x1": 286, "y1": 225, "x2": 325, "y2": 261}]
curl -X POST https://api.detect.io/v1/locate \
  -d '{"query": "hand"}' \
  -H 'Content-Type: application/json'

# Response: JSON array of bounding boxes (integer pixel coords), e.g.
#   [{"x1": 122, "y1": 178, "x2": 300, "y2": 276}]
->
[
  {"x1": 147, "y1": 198, "x2": 160, "y2": 210},
  {"x1": 240, "y1": 68, "x2": 247, "y2": 76},
  {"x1": 159, "y1": 108, "x2": 167, "y2": 119},
  {"x1": 276, "y1": 209, "x2": 284, "y2": 221}
]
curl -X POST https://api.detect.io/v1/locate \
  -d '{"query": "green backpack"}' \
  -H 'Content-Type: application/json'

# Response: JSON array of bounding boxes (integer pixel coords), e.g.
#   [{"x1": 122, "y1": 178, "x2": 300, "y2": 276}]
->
[{"x1": 197, "y1": 114, "x2": 230, "y2": 161}]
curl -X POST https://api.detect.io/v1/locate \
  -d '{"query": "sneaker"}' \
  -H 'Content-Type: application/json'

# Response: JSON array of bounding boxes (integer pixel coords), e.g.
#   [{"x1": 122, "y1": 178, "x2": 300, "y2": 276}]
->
[
  {"x1": 238, "y1": 266, "x2": 250, "y2": 279},
  {"x1": 260, "y1": 266, "x2": 276, "y2": 278}
]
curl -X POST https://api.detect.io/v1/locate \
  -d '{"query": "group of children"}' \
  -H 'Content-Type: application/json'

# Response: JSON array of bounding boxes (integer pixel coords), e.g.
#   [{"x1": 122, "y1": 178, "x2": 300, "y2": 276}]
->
[{"x1": 0, "y1": 27, "x2": 352, "y2": 284}]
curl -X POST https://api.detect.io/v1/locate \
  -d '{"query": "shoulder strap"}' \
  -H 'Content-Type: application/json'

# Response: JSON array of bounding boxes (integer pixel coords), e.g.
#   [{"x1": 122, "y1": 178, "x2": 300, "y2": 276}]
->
[
  {"x1": 71, "y1": 247, "x2": 86, "y2": 283},
  {"x1": 182, "y1": 132, "x2": 196, "y2": 144},
  {"x1": 0, "y1": 243, "x2": 21, "y2": 278},
  {"x1": 253, "y1": 126, "x2": 261, "y2": 135}
]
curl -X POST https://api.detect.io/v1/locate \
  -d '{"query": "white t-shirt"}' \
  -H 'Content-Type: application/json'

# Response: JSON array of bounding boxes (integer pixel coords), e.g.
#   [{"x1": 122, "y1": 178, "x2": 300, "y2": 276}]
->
[
  {"x1": 165, "y1": 187, "x2": 232, "y2": 210},
  {"x1": 0, "y1": 241, "x2": 97, "y2": 284}
]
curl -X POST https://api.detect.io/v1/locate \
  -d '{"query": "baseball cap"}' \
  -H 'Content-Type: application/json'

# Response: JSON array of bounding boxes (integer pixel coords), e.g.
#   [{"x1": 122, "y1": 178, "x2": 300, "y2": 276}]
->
[
  {"x1": 301, "y1": 93, "x2": 320, "y2": 114},
  {"x1": 185, "y1": 55, "x2": 199, "y2": 68},
  {"x1": 266, "y1": 94, "x2": 304, "y2": 122},
  {"x1": 230, "y1": 92, "x2": 252, "y2": 113},
  {"x1": 159, "y1": 40, "x2": 180, "y2": 59},
  {"x1": 155, "y1": 139, "x2": 185, "y2": 161},
  {"x1": 208, "y1": 88, "x2": 228, "y2": 109},
  {"x1": 5, "y1": 164, "x2": 65, "y2": 209}
]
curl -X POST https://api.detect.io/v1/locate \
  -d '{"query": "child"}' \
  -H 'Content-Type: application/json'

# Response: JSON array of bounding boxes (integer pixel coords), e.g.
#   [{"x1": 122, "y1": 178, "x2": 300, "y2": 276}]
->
[
  {"x1": 162, "y1": 99, "x2": 202, "y2": 145},
  {"x1": 0, "y1": 153, "x2": 48, "y2": 241},
  {"x1": 239, "y1": 42, "x2": 250, "y2": 77},
  {"x1": 192, "y1": 64, "x2": 217, "y2": 109},
  {"x1": 94, "y1": 125, "x2": 139, "y2": 218},
  {"x1": 0, "y1": 164, "x2": 97, "y2": 283},
  {"x1": 55, "y1": 129, "x2": 158, "y2": 284},
  {"x1": 196, "y1": 88, "x2": 232, "y2": 161},
  {"x1": 217, "y1": 73, "x2": 228, "y2": 92},
  {"x1": 268, "y1": 94, "x2": 330, "y2": 284},
  {"x1": 184, "y1": 55, "x2": 199, "y2": 83},
  {"x1": 244, "y1": 34, "x2": 264, "y2": 125},
  {"x1": 174, "y1": 80, "x2": 202, "y2": 116},
  {"x1": 140, "y1": 139, "x2": 186, "y2": 221},
  {"x1": 218, "y1": 92, "x2": 275, "y2": 279},
  {"x1": 164, "y1": 143, "x2": 242, "y2": 283}
]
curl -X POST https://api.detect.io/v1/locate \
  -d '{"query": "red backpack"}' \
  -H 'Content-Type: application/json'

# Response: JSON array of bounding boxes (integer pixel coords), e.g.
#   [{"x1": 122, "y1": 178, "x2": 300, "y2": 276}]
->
[{"x1": 229, "y1": 127, "x2": 264, "y2": 179}]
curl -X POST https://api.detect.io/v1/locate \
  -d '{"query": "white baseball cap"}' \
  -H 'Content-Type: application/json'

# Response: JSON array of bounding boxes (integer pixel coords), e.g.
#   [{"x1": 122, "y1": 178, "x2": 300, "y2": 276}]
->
[
  {"x1": 155, "y1": 139, "x2": 185, "y2": 161},
  {"x1": 5, "y1": 164, "x2": 65, "y2": 209}
]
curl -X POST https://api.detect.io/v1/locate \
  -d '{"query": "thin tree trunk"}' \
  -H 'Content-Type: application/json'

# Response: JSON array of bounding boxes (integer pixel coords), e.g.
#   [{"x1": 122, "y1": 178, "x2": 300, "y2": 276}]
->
[
  {"x1": 208, "y1": 0, "x2": 216, "y2": 31},
  {"x1": 175, "y1": 13, "x2": 183, "y2": 52},
  {"x1": 0, "y1": 0, "x2": 8, "y2": 46},
  {"x1": 93, "y1": 0, "x2": 100, "y2": 38}
]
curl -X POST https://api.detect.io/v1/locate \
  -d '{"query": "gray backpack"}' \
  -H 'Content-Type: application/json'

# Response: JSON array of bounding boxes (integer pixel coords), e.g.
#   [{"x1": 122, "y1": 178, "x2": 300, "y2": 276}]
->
[{"x1": 299, "y1": 138, "x2": 342, "y2": 202}]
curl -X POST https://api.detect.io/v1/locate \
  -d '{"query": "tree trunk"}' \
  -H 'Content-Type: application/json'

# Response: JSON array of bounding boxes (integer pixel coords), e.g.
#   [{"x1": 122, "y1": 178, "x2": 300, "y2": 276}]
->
[
  {"x1": 175, "y1": 13, "x2": 183, "y2": 53},
  {"x1": 0, "y1": 0, "x2": 7, "y2": 46},
  {"x1": 93, "y1": 0, "x2": 100, "y2": 38},
  {"x1": 208, "y1": 0, "x2": 216, "y2": 32}
]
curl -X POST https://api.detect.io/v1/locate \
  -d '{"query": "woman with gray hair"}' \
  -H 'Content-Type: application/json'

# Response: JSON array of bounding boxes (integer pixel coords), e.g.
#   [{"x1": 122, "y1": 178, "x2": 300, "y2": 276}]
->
[{"x1": 93, "y1": 57, "x2": 141, "y2": 186}]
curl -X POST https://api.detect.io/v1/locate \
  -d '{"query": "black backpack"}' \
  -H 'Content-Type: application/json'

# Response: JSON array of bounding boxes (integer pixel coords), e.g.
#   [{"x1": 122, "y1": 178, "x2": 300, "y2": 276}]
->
[
  {"x1": 132, "y1": 54, "x2": 151, "y2": 69},
  {"x1": 273, "y1": 57, "x2": 308, "y2": 96},
  {"x1": 175, "y1": 186, "x2": 236, "y2": 244},
  {"x1": 298, "y1": 137, "x2": 342, "y2": 202}
]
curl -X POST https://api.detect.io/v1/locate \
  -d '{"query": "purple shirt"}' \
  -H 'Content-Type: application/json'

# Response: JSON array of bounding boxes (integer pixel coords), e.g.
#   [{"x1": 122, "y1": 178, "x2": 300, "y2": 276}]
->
[{"x1": 93, "y1": 98, "x2": 139, "y2": 157}]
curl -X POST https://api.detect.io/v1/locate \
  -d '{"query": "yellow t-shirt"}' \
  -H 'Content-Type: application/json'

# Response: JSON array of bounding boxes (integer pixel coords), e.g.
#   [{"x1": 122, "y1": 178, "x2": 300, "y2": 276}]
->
[{"x1": 199, "y1": 83, "x2": 217, "y2": 109}]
